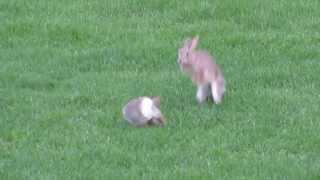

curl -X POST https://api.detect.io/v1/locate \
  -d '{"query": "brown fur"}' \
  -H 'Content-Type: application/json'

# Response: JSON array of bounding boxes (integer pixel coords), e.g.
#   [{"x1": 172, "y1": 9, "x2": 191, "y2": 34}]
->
[{"x1": 178, "y1": 36, "x2": 226, "y2": 104}]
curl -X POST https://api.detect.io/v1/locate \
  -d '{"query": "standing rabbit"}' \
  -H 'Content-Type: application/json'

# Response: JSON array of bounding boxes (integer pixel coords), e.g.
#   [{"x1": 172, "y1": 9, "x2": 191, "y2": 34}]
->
[
  {"x1": 178, "y1": 36, "x2": 225, "y2": 104},
  {"x1": 122, "y1": 96, "x2": 166, "y2": 127}
]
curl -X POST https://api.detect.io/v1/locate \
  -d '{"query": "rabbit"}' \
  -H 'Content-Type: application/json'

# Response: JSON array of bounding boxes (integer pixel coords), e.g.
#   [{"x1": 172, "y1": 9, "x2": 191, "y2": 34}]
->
[
  {"x1": 122, "y1": 96, "x2": 166, "y2": 127},
  {"x1": 178, "y1": 35, "x2": 225, "y2": 104}
]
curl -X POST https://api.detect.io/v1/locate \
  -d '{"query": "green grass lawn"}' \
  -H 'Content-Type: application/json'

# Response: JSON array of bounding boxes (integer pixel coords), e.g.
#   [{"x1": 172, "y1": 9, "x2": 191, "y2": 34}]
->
[{"x1": 1, "y1": 0, "x2": 320, "y2": 179}]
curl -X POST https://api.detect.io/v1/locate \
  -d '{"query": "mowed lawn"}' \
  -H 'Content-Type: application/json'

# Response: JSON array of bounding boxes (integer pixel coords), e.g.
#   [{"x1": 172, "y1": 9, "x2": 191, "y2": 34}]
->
[{"x1": 1, "y1": 0, "x2": 320, "y2": 179}]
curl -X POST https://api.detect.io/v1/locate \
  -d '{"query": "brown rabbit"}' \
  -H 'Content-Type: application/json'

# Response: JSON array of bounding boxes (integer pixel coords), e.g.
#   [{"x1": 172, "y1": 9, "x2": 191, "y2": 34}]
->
[
  {"x1": 122, "y1": 96, "x2": 166, "y2": 127},
  {"x1": 178, "y1": 36, "x2": 225, "y2": 104}
]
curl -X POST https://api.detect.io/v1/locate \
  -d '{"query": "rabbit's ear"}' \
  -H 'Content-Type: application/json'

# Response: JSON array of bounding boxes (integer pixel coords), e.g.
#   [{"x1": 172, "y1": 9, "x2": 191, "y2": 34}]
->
[
  {"x1": 189, "y1": 35, "x2": 199, "y2": 51},
  {"x1": 150, "y1": 96, "x2": 160, "y2": 108}
]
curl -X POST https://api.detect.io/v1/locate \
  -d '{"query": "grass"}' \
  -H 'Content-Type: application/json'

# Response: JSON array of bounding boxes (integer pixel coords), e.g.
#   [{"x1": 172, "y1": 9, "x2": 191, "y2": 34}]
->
[{"x1": 1, "y1": 0, "x2": 320, "y2": 179}]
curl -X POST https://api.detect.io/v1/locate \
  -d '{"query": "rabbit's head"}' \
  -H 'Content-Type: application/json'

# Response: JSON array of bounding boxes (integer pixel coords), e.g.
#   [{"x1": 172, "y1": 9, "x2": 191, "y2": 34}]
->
[
  {"x1": 149, "y1": 96, "x2": 160, "y2": 108},
  {"x1": 178, "y1": 36, "x2": 199, "y2": 65}
]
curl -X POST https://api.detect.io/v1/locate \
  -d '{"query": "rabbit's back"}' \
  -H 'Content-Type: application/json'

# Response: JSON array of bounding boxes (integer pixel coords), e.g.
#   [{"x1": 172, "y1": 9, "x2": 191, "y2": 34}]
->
[
  {"x1": 191, "y1": 51, "x2": 216, "y2": 70},
  {"x1": 190, "y1": 50, "x2": 222, "y2": 81}
]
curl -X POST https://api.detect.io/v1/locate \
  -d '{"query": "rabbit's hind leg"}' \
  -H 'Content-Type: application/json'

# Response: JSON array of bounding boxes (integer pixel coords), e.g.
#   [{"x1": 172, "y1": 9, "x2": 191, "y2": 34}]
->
[{"x1": 196, "y1": 83, "x2": 211, "y2": 104}]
